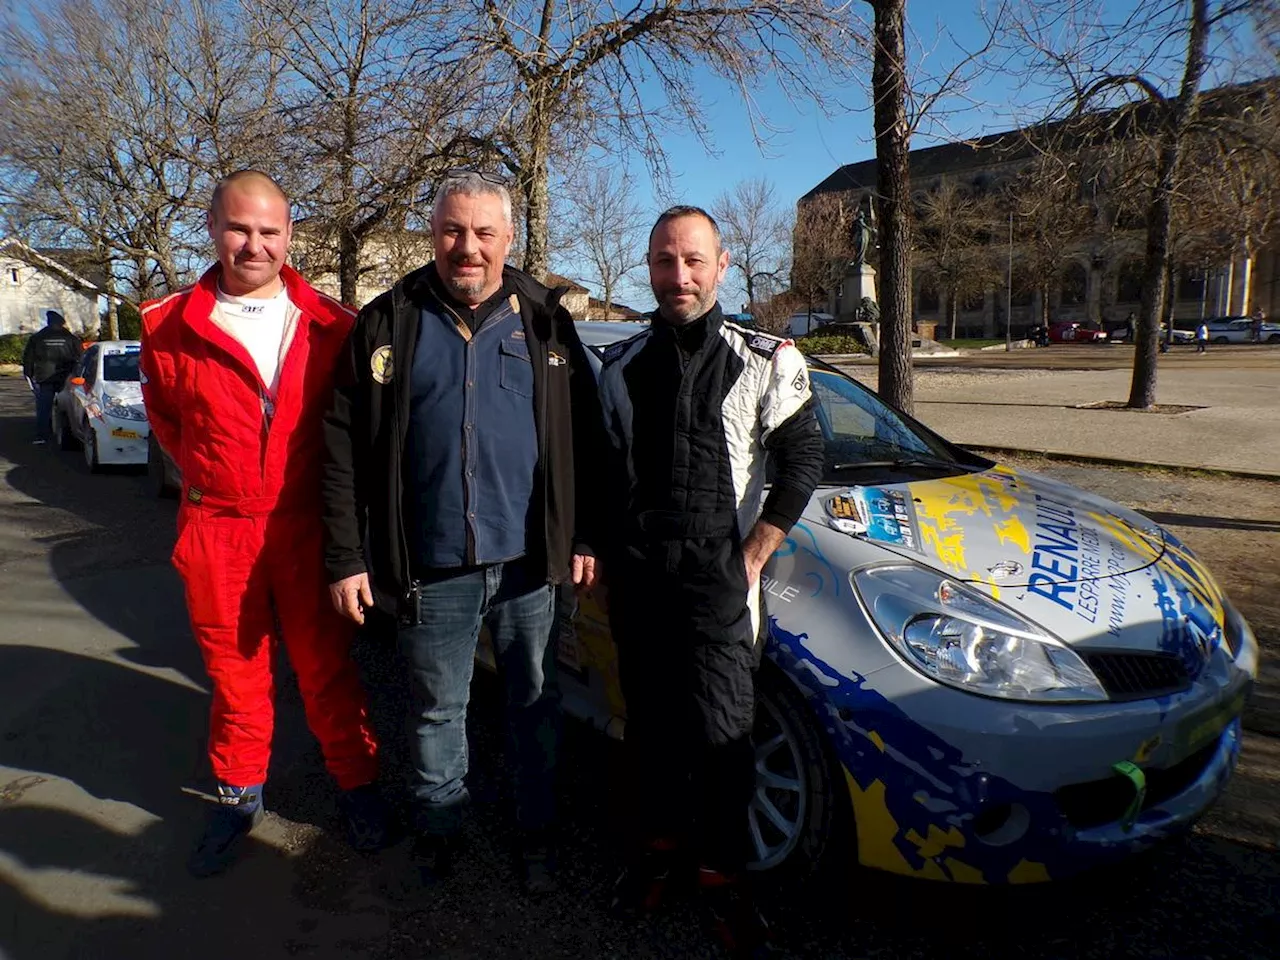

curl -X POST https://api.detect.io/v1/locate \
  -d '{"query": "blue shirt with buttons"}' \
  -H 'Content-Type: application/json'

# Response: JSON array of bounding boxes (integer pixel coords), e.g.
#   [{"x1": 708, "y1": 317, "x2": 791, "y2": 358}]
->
[{"x1": 405, "y1": 292, "x2": 539, "y2": 568}]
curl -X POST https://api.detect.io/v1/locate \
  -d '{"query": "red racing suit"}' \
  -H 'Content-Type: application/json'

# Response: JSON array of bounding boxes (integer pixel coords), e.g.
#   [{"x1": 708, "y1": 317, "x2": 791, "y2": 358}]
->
[{"x1": 141, "y1": 265, "x2": 378, "y2": 791}]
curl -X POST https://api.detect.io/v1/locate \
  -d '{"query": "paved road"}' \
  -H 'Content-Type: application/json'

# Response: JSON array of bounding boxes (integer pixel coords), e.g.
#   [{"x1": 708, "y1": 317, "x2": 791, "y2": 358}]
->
[
  {"x1": 1, "y1": 377, "x2": 1278, "y2": 960},
  {"x1": 838, "y1": 344, "x2": 1280, "y2": 475}
]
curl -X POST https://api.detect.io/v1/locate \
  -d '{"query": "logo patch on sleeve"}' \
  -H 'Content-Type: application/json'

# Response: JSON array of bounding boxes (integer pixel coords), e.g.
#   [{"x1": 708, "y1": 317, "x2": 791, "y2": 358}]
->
[
  {"x1": 792, "y1": 368, "x2": 807, "y2": 391},
  {"x1": 747, "y1": 334, "x2": 782, "y2": 357},
  {"x1": 370, "y1": 345, "x2": 394, "y2": 384}
]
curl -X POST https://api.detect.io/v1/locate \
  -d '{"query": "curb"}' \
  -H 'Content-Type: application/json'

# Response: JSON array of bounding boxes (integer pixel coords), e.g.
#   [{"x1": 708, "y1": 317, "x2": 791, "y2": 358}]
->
[{"x1": 960, "y1": 444, "x2": 1280, "y2": 482}]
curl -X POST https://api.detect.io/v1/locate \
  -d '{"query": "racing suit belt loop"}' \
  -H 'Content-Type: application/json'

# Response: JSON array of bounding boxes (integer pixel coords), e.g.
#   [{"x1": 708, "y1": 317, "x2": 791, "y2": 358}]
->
[{"x1": 631, "y1": 509, "x2": 737, "y2": 539}]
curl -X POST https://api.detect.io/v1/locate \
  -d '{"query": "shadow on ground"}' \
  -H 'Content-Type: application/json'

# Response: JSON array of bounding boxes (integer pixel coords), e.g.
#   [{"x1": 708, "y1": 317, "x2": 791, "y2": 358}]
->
[{"x1": 1, "y1": 378, "x2": 1278, "y2": 960}]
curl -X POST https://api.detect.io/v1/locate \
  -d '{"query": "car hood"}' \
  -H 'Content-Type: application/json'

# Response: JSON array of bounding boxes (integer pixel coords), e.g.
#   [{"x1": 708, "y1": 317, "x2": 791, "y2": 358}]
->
[
  {"x1": 818, "y1": 465, "x2": 1236, "y2": 667},
  {"x1": 101, "y1": 382, "x2": 143, "y2": 402},
  {"x1": 822, "y1": 465, "x2": 1164, "y2": 588}
]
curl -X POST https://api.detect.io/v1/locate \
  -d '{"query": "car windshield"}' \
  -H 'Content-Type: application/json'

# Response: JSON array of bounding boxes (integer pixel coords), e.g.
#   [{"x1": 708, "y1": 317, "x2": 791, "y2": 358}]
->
[
  {"x1": 102, "y1": 352, "x2": 141, "y2": 381},
  {"x1": 809, "y1": 368, "x2": 973, "y2": 482}
]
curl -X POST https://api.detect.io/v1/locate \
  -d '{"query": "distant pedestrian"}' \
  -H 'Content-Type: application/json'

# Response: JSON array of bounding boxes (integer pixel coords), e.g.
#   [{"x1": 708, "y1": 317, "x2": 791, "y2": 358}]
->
[
  {"x1": 1196, "y1": 321, "x2": 1209, "y2": 354},
  {"x1": 1251, "y1": 308, "x2": 1264, "y2": 344},
  {"x1": 21, "y1": 310, "x2": 82, "y2": 444},
  {"x1": 1125, "y1": 311, "x2": 1135, "y2": 342}
]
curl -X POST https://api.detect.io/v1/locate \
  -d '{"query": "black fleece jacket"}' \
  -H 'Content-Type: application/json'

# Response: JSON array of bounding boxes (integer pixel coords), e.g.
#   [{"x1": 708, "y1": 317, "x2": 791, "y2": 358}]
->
[{"x1": 320, "y1": 263, "x2": 607, "y2": 616}]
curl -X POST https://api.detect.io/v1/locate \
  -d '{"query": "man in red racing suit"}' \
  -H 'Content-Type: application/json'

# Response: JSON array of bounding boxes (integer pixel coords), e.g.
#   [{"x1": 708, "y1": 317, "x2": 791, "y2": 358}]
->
[{"x1": 141, "y1": 170, "x2": 384, "y2": 877}]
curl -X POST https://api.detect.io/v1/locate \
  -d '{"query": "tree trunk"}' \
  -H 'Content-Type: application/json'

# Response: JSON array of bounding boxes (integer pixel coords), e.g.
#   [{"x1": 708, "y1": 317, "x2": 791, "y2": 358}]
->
[
  {"x1": 948, "y1": 289, "x2": 958, "y2": 340},
  {"x1": 100, "y1": 247, "x2": 119, "y2": 339},
  {"x1": 522, "y1": 99, "x2": 552, "y2": 282},
  {"x1": 871, "y1": 0, "x2": 913, "y2": 415},
  {"x1": 1127, "y1": 0, "x2": 1210, "y2": 409},
  {"x1": 338, "y1": 228, "x2": 360, "y2": 306}
]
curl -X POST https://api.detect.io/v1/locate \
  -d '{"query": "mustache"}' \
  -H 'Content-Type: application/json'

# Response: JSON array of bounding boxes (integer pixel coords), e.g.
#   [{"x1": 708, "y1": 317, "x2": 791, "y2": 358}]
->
[{"x1": 449, "y1": 255, "x2": 484, "y2": 267}]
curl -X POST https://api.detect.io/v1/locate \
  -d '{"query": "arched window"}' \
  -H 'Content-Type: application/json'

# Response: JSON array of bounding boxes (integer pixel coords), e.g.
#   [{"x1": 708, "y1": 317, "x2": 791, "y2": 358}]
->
[
  {"x1": 1060, "y1": 261, "x2": 1087, "y2": 306},
  {"x1": 916, "y1": 272, "x2": 940, "y2": 313},
  {"x1": 1117, "y1": 258, "x2": 1144, "y2": 303}
]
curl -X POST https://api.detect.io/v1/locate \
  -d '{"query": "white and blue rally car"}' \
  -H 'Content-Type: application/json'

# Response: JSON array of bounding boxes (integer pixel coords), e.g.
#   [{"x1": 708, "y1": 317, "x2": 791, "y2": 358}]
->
[{"x1": 548, "y1": 321, "x2": 1257, "y2": 885}]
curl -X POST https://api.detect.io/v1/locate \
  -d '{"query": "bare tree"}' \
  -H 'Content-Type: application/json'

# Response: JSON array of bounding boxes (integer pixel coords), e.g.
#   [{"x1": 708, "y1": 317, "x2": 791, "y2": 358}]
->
[
  {"x1": 791, "y1": 191, "x2": 858, "y2": 329},
  {"x1": 858, "y1": 0, "x2": 1007, "y2": 414},
  {"x1": 0, "y1": 0, "x2": 277, "y2": 298},
  {"x1": 914, "y1": 179, "x2": 1003, "y2": 337},
  {"x1": 1001, "y1": 0, "x2": 1258, "y2": 407},
  {"x1": 252, "y1": 0, "x2": 493, "y2": 304},
  {"x1": 461, "y1": 0, "x2": 861, "y2": 281},
  {"x1": 1004, "y1": 148, "x2": 1097, "y2": 325},
  {"x1": 566, "y1": 166, "x2": 646, "y2": 318},
  {"x1": 712, "y1": 177, "x2": 789, "y2": 308}
]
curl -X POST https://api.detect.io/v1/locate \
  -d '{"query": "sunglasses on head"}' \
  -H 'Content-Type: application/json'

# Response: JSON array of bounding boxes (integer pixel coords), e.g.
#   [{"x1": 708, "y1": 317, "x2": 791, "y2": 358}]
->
[{"x1": 442, "y1": 168, "x2": 509, "y2": 186}]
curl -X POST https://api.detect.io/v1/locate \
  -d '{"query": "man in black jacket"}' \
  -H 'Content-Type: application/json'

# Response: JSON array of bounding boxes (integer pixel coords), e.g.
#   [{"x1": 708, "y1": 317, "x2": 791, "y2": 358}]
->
[
  {"x1": 22, "y1": 310, "x2": 82, "y2": 444},
  {"x1": 321, "y1": 172, "x2": 605, "y2": 893},
  {"x1": 600, "y1": 206, "x2": 823, "y2": 956}
]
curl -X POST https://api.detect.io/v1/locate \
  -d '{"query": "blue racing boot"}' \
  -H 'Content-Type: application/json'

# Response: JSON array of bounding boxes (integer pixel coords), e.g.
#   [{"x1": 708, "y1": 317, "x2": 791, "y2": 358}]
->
[{"x1": 186, "y1": 783, "x2": 264, "y2": 878}]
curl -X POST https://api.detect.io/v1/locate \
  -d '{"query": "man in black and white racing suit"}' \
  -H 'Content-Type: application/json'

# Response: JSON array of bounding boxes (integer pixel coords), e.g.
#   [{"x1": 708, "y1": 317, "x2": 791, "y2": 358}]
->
[{"x1": 599, "y1": 205, "x2": 823, "y2": 955}]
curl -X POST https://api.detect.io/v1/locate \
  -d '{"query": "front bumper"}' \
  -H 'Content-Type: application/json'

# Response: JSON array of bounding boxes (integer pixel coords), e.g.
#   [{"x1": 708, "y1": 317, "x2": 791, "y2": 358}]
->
[
  {"x1": 770, "y1": 610, "x2": 1257, "y2": 885},
  {"x1": 92, "y1": 419, "x2": 150, "y2": 465}
]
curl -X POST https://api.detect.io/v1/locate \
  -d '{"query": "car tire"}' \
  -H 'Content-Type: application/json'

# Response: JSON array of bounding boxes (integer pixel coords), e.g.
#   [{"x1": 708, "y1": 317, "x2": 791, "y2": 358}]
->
[
  {"x1": 54, "y1": 409, "x2": 78, "y2": 451},
  {"x1": 747, "y1": 663, "x2": 853, "y2": 881},
  {"x1": 1212, "y1": 336, "x2": 1229, "y2": 344},
  {"x1": 1267, "y1": 334, "x2": 1280, "y2": 344},
  {"x1": 84, "y1": 431, "x2": 102, "y2": 473},
  {"x1": 148, "y1": 435, "x2": 177, "y2": 499}
]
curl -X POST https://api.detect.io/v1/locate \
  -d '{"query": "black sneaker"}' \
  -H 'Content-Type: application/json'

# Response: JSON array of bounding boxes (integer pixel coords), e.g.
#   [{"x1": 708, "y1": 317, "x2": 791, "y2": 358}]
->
[
  {"x1": 516, "y1": 830, "x2": 557, "y2": 896},
  {"x1": 702, "y1": 873, "x2": 776, "y2": 959},
  {"x1": 186, "y1": 785, "x2": 264, "y2": 878},
  {"x1": 337, "y1": 783, "x2": 393, "y2": 852},
  {"x1": 410, "y1": 833, "x2": 460, "y2": 886}
]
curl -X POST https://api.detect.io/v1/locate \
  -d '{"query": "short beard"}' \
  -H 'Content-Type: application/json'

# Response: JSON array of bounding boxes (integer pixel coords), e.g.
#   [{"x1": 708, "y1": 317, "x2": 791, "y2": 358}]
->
[
  {"x1": 658, "y1": 288, "x2": 715, "y2": 324},
  {"x1": 446, "y1": 275, "x2": 485, "y2": 298}
]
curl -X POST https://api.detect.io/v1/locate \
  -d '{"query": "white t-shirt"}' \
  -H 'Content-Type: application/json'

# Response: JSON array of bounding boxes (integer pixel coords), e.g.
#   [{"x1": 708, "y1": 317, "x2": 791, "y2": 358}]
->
[{"x1": 214, "y1": 286, "x2": 291, "y2": 392}]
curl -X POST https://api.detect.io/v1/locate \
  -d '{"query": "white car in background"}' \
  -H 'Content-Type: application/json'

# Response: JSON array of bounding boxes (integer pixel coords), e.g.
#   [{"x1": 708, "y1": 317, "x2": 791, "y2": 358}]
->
[{"x1": 52, "y1": 340, "x2": 151, "y2": 471}]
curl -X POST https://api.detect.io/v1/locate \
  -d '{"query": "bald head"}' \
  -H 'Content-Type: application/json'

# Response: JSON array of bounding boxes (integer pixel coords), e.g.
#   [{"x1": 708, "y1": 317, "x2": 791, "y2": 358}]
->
[
  {"x1": 207, "y1": 169, "x2": 293, "y2": 298},
  {"x1": 209, "y1": 170, "x2": 290, "y2": 220}
]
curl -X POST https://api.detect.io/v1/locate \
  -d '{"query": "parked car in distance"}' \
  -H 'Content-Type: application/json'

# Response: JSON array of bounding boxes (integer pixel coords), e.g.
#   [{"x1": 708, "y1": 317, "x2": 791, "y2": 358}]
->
[
  {"x1": 786, "y1": 312, "x2": 835, "y2": 338},
  {"x1": 1205, "y1": 317, "x2": 1280, "y2": 344},
  {"x1": 52, "y1": 340, "x2": 150, "y2": 472},
  {"x1": 536, "y1": 320, "x2": 1258, "y2": 888},
  {"x1": 1048, "y1": 321, "x2": 1108, "y2": 343}
]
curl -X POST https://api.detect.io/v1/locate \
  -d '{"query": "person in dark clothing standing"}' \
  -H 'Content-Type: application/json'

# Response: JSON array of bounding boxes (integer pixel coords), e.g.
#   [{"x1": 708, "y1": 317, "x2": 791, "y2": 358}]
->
[
  {"x1": 322, "y1": 172, "x2": 606, "y2": 894},
  {"x1": 22, "y1": 310, "x2": 82, "y2": 444},
  {"x1": 599, "y1": 207, "x2": 823, "y2": 956}
]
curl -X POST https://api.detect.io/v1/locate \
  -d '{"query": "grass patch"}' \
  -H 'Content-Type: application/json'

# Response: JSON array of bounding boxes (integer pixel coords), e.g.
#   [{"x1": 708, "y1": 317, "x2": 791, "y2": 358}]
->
[{"x1": 795, "y1": 333, "x2": 868, "y2": 356}]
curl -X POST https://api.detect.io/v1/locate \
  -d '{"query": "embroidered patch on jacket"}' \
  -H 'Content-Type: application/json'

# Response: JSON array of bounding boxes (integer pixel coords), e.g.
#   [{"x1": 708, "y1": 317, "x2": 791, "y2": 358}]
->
[
  {"x1": 792, "y1": 368, "x2": 807, "y2": 392},
  {"x1": 370, "y1": 345, "x2": 394, "y2": 384},
  {"x1": 187, "y1": 487, "x2": 203, "y2": 504},
  {"x1": 747, "y1": 334, "x2": 782, "y2": 357},
  {"x1": 548, "y1": 351, "x2": 566, "y2": 367}
]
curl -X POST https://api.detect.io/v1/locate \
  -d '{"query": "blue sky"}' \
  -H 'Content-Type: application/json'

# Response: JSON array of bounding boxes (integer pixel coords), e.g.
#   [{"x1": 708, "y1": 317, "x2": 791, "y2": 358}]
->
[{"x1": 558, "y1": 0, "x2": 1268, "y2": 313}]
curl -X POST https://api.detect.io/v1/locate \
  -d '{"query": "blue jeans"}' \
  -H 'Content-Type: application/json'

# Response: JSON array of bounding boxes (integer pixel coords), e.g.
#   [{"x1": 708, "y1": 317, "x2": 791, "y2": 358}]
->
[
  {"x1": 34, "y1": 381, "x2": 58, "y2": 441},
  {"x1": 400, "y1": 557, "x2": 559, "y2": 837}
]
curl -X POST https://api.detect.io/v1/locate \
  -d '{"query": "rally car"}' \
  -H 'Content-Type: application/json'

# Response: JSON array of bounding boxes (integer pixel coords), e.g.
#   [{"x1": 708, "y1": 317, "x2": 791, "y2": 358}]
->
[
  {"x1": 52, "y1": 340, "x2": 151, "y2": 471},
  {"x1": 550, "y1": 321, "x2": 1257, "y2": 885}
]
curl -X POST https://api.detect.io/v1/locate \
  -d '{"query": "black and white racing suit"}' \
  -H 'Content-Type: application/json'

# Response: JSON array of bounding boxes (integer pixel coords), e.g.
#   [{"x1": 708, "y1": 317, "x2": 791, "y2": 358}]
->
[{"x1": 598, "y1": 305, "x2": 824, "y2": 871}]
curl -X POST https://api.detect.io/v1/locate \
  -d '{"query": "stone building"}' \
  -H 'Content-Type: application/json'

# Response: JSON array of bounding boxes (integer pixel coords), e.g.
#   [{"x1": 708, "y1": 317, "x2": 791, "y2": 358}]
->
[{"x1": 801, "y1": 83, "x2": 1279, "y2": 337}]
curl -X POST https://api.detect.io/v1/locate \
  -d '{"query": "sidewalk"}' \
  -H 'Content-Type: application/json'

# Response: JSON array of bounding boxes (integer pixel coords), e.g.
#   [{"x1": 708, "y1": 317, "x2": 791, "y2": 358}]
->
[{"x1": 838, "y1": 355, "x2": 1280, "y2": 477}]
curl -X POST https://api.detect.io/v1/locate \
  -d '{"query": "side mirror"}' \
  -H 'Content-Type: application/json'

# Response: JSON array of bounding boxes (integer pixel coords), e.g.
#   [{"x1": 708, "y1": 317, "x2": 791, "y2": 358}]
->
[{"x1": 69, "y1": 377, "x2": 86, "y2": 386}]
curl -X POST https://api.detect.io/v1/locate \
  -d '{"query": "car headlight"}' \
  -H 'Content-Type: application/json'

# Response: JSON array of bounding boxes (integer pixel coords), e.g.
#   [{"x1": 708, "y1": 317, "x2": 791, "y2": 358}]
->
[
  {"x1": 853, "y1": 565, "x2": 1108, "y2": 702},
  {"x1": 102, "y1": 396, "x2": 148, "y2": 421}
]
